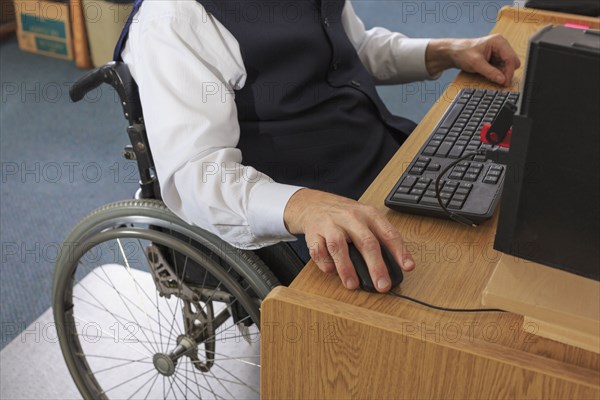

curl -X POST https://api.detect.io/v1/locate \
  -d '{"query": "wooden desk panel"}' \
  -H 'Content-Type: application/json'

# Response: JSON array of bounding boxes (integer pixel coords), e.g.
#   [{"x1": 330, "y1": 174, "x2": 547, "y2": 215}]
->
[
  {"x1": 262, "y1": 287, "x2": 599, "y2": 399},
  {"x1": 262, "y1": 7, "x2": 600, "y2": 399}
]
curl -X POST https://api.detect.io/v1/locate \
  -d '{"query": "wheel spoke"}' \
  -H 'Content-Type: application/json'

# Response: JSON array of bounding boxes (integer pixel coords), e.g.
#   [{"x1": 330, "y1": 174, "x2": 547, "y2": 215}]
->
[
  {"x1": 92, "y1": 358, "x2": 154, "y2": 375},
  {"x1": 206, "y1": 364, "x2": 236, "y2": 399},
  {"x1": 76, "y1": 260, "x2": 161, "y2": 354},
  {"x1": 126, "y1": 371, "x2": 159, "y2": 400},
  {"x1": 77, "y1": 261, "x2": 171, "y2": 329},
  {"x1": 143, "y1": 373, "x2": 160, "y2": 400},
  {"x1": 73, "y1": 315, "x2": 150, "y2": 359},
  {"x1": 73, "y1": 294, "x2": 171, "y2": 342},
  {"x1": 81, "y1": 354, "x2": 153, "y2": 363},
  {"x1": 184, "y1": 363, "x2": 260, "y2": 393},
  {"x1": 172, "y1": 365, "x2": 207, "y2": 400},
  {"x1": 100, "y1": 367, "x2": 156, "y2": 396}
]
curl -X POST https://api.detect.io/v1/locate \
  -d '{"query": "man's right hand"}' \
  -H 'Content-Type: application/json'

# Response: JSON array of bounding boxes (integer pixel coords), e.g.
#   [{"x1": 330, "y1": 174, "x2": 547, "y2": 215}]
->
[{"x1": 283, "y1": 189, "x2": 415, "y2": 292}]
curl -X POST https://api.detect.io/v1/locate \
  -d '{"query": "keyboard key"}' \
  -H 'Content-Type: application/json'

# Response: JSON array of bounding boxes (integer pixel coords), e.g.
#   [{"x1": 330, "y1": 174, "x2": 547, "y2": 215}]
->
[
  {"x1": 440, "y1": 103, "x2": 465, "y2": 129},
  {"x1": 400, "y1": 175, "x2": 417, "y2": 188},
  {"x1": 449, "y1": 146, "x2": 465, "y2": 158},
  {"x1": 448, "y1": 200, "x2": 464, "y2": 210},
  {"x1": 422, "y1": 146, "x2": 437, "y2": 156},
  {"x1": 436, "y1": 142, "x2": 453, "y2": 157},
  {"x1": 464, "y1": 173, "x2": 480, "y2": 182},
  {"x1": 392, "y1": 193, "x2": 421, "y2": 204},
  {"x1": 419, "y1": 197, "x2": 443, "y2": 207},
  {"x1": 426, "y1": 163, "x2": 441, "y2": 172},
  {"x1": 453, "y1": 193, "x2": 468, "y2": 202}
]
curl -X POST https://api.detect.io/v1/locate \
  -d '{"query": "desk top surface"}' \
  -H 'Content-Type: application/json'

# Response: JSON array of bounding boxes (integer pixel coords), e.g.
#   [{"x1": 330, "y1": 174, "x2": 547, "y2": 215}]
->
[{"x1": 289, "y1": 6, "x2": 600, "y2": 378}]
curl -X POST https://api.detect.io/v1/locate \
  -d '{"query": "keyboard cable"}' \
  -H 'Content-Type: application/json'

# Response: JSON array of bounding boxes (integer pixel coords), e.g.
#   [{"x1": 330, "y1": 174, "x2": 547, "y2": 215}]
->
[
  {"x1": 434, "y1": 151, "x2": 482, "y2": 226},
  {"x1": 434, "y1": 146, "x2": 511, "y2": 227}
]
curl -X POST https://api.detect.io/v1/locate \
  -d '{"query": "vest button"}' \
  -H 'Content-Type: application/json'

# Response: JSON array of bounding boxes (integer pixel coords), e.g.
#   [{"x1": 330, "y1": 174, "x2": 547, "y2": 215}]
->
[
  {"x1": 351, "y1": 80, "x2": 361, "y2": 88},
  {"x1": 332, "y1": 63, "x2": 339, "y2": 71},
  {"x1": 323, "y1": 17, "x2": 329, "y2": 27}
]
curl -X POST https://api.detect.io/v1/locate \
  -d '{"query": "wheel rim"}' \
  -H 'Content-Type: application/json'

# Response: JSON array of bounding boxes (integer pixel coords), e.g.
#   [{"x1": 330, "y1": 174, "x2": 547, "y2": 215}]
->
[{"x1": 55, "y1": 226, "x2": 262, "y2": 399}]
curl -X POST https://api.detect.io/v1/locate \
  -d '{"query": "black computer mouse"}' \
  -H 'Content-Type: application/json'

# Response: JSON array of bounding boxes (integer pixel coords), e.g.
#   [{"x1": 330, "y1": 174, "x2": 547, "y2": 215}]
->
[{"x1": 347, "y1": 242, "x2": 404, "y2": 292}]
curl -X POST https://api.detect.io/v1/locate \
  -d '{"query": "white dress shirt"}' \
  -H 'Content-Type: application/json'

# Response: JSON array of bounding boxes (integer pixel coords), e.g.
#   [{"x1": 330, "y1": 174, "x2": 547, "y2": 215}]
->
[{"x1": 121, "y1": 0, "x2": 435, "y2": 250}]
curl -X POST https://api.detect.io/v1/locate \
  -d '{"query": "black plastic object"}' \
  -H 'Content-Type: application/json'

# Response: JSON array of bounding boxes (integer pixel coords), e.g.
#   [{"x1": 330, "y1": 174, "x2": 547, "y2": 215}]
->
[
  {"x1": 526, "y1": 0, "x2": 600, "y2": 17},
  {"x1": 385, "y1": 89, "x2": 519, "y2": 224},
  {"x1": 347, "y1": 243, "x2": 403, "y2": 292},
  {"x1": 69, "y1": 61, "x2": 142, "y2": 126},
  {"x1": 494, "y1": 26, "x2": 600, "y2": 281}
]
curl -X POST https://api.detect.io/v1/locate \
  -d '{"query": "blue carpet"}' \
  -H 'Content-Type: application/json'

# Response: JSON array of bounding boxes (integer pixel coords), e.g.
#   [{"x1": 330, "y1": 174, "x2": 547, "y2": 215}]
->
[
  {"x1": 0, "y1": 39, "x2": 137, "y2": 348},
  {"x1": 0, "y1": 0, "x2": 512, "y2": 349}
]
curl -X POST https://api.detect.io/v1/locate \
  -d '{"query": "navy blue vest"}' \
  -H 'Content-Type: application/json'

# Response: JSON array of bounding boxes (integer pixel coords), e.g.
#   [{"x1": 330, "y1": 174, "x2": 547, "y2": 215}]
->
[{"x1": 115, "y1": 0, "x2": 415, "y2": 200}]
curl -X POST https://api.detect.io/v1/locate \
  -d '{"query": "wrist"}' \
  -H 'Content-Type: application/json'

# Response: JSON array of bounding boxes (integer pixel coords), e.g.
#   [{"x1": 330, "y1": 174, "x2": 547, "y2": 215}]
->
[
  {"x1": 283, "y1": 189, "x2": 354, "y2": 235},
  {"x1": 283, "y1": 188, "x2": 312, "y2": 235},
  {"x1": 425, "y1": 39, "x2": 458, "y2": 76}
]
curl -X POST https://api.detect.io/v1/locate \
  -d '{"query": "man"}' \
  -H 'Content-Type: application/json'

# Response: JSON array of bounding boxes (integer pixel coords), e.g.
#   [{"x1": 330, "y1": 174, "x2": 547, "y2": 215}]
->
[{"x1": 117, "y1": 0, "x2": 520, "y2": 293}]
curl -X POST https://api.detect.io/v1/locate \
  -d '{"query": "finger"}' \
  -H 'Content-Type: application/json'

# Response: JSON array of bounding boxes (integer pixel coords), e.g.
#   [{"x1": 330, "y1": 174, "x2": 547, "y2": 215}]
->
[
  {"x1": 474, "y1": 55, "x2": 507, "y2": 85},
  {"x1": 325, "y1": 230, "x2": 357, "y2": 290},
  {"x1": 488, "y1": 35, "x2": 521, "y2": 86},
  {"x1": 349, "y1": 230, "x2": 390, "y2": 293},
  {"x1": 369, "y1": 216, "x2": 415, "y2": 272},
  {"x1": 307, "y1": 234, "x2": 336, "y2": 274}
]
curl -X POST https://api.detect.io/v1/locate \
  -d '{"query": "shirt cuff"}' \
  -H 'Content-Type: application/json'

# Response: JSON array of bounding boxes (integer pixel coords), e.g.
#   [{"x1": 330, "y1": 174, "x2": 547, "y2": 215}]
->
[
  {"x1": 247, "y1": 182, "x2": 304, "y2": 244},
  {"x1": 392, "y1": 38, "x2": 441, "y2": 82}
]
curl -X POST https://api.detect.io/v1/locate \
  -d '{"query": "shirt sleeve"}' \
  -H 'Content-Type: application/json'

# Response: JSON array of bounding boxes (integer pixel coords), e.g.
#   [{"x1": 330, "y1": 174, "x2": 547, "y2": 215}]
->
[
  {"x1": 121, "y1": 0, "x2": 302, "y2": 250},
  {"x1": 342, "y1": 1, "x2": 439, "y2": 84}
]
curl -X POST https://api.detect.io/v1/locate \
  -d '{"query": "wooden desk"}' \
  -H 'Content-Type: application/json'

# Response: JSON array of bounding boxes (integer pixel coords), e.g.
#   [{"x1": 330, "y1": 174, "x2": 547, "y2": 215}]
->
[{"x1": 260, "y1": 6, "x2": 600, "y2": 400}]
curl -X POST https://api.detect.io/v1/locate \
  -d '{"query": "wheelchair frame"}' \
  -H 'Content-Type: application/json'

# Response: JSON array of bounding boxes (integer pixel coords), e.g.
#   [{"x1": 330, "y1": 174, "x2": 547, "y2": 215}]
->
[{"x1": 52, "y1": 62, "x2": 303, "y2": 399}]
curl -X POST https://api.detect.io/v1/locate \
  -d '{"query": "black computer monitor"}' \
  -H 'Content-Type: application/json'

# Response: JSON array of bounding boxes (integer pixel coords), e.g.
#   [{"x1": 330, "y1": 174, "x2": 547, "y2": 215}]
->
[{"x1": 494, "y1": 25, "x2": 600, "y2": 281}]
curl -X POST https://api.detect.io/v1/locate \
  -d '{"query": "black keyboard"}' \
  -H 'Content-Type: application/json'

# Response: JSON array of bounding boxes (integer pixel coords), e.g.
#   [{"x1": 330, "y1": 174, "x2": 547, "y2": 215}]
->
[{"x1": 385, "y1": 88, "x2": 520, "y2": 224}]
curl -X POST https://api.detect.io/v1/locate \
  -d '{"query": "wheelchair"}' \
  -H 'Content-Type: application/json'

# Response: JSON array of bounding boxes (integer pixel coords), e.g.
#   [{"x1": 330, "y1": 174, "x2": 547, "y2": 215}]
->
[{"x1": 52, "y1": 62, "x2": 304, "y2": 399}]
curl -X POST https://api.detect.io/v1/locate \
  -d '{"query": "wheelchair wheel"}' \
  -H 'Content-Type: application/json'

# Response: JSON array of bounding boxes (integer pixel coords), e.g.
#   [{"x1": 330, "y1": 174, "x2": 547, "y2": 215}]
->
[{"x1": 52, "y1": 199, "x2": 279, "y2": 399}]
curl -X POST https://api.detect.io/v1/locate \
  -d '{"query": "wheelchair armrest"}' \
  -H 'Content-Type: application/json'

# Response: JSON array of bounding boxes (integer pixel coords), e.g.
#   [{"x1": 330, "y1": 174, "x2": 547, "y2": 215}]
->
[{"x1": 70, "y1": 61, "x2": 143, "y2": 125}]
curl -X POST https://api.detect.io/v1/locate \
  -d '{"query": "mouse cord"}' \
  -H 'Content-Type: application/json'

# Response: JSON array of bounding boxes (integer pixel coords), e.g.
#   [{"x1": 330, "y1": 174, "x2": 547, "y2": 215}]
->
[{"x1": 387, "y1": 291, "x2": 505, "y2": 313}]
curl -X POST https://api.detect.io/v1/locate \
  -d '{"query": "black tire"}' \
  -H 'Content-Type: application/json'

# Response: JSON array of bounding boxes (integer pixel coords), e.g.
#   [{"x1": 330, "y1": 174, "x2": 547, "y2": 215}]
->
[{"x1": 52, "y1": 199, "x2": 278, "y2": 399}]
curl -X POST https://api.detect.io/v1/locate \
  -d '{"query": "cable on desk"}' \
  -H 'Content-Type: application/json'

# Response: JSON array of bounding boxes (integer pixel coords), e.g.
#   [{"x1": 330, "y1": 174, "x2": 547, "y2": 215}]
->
[{"x1": 387, "y1": 291, "x2": 505, "y2": 313}]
